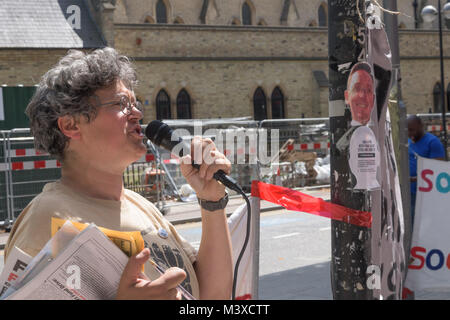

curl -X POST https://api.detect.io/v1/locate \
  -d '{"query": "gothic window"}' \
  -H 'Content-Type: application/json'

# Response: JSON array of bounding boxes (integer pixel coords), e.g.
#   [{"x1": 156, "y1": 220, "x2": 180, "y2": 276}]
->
[
  {"x1": 253, "y1": 87, "x2": 267, "y2": 121},
  {"x1": 156, "y1": 89, "x2": 171, "y2": 120},
  {"x1": 433, "y1": 82, "x2": 443, "y2": 113},
  {"x1": 318, "y1": 3, "x2": 327, "y2": 27},
  {"x1": 271, "y1": 87, "x2": 285, "y2": 119},
  {"x1": 242, "y1": 2, "x2": 252, "y2": 25},
  {"x1": 176, "y1": 89, "x2": 192, "y2": 119},
  {"x1": 156, "y1": 0, "x2": 168, "y2": 24}
]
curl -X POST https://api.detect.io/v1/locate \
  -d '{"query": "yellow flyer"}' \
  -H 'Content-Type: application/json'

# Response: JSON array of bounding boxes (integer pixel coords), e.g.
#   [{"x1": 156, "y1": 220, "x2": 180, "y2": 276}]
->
[{"x1": 51, "y1": 217, "x2": 145, "y2": 258}]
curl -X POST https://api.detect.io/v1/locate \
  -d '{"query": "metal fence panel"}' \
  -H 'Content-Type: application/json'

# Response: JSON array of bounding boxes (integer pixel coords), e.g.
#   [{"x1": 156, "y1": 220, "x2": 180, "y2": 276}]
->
[
  {"x1": 5, "y1": 129, "x2": 61, "y2": 226},
  {"x1": 0, "y1": 131, "x2": 9, "y2": 226},
  {"x1": 258, "y1": 118, "x2": 330, "y2": 189}
]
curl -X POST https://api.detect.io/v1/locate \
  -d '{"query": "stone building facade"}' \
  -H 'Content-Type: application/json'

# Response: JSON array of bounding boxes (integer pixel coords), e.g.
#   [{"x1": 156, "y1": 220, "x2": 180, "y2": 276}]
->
[{"x1": 1, "y1": 0, "x2": 450, "y2": 123}]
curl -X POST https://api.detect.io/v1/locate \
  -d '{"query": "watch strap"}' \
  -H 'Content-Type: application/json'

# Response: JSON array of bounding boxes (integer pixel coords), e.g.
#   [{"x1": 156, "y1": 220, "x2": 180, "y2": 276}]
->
[{"x1": 197, "y1": 191, "x2": 229, "y2": 212}]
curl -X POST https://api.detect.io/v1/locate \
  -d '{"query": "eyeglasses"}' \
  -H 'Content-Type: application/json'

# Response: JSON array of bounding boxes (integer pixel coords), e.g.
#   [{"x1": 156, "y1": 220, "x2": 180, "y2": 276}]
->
[{"x1": 98, "y1": 95, "x2": 143, "y2": 115}]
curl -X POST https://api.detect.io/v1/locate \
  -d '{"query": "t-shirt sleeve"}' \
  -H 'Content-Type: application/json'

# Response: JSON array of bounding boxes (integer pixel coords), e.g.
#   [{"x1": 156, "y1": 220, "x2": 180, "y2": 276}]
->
[
  {"x1": 167, "y1": 222, "x2": 197, "y2": 265},
  {"x1": 4, "y1": 196, "x2": 53, "y2": 262},
  {"x1": 430, "y1": 138, "x2": 446, "y2": 159}
]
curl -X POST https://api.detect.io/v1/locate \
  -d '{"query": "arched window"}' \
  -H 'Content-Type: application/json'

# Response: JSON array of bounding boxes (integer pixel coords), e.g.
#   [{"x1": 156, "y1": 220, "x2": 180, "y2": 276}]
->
[
  {"x1": 176, "y1": 89, "x2": 192, "y2": 119},
  {"x1": 156, "y1": 0, "x2": 168, "y2": 24},
  {"x1": 242, "y1": 2, "x2": 252, "y2": 25},
  {"x1": 253, "y1": 87, "x2": 267, "y2": 121},
  {"x1": 433, "y1": 82, "x2": 443, "y2": 113},
  {"x1": 271, "y1": 87, "x2": 285, "y2": 119},
  {"x1": 156, "y1": 89, "x2": 171, "y2": 120},
  {"x1": 318, "y1": 3, "x2": 327, "y2": 27}
]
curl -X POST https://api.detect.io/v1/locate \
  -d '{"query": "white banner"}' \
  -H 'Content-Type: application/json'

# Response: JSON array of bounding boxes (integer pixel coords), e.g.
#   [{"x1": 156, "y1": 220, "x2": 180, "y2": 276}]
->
[
  {"x1": 405, "y1": 157, "x2": 450, "y2": 291},
  {"x1": 0, "y1": 87, "x2": 4, "y2": 121},
  {"x1": 228, "y1": 196, "x2": 260, "y2": 300}
]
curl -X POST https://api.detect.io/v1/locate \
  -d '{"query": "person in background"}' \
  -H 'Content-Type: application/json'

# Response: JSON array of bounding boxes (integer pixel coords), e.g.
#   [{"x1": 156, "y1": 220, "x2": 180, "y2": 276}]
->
[
  {"x1": 4, "y1": 47, "x2": 233, "y2": 300},
  {"x1": 408, "y1": 115, "x2": 446, "y2": 226}
]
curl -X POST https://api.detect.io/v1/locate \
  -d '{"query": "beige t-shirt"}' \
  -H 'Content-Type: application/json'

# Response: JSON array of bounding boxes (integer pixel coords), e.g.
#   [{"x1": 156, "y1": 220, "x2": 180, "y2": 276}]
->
[{"x1": 4, "y1": 181, "x2": 199, "y2": 299}]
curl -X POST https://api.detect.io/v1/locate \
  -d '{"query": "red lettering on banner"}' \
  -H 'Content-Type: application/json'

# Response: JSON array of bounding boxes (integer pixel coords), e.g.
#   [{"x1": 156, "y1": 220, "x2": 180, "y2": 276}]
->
[
  {"x1": 287, "y1": 144, "x2": 294, "y2": 151},
  {"x1": 300, "y1": 144, "x2": 307, "y2": 150},
  {"x1": 447, "y1": 253, "x2": 450, "y2": 270},
  {"x1": 409, "y1": 246, "x2": 426, "y2": 270},
  {"x1": 15, "y1": 149, "x2": 25, "y2": 156},
  {"x1": 419, "y1": 169, "x2": 434, "y2": 192},
  {"x1": 146, "y1": 154, "x2": 155, "y2": 162},
  {"x1": 314, "y1": 143, "x2": 321, "y2": 149},
  {"x1": 56, "y1": 160, "x2": 61, "y2": 167},
  {"x1": 7, "y1": 273, "x2": 18, "y2": 282}
]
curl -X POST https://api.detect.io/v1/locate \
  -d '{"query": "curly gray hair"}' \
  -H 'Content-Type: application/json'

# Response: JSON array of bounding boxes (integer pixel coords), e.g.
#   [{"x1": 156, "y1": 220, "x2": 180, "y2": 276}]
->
[{"x1": 26, "y1": 47, "x2": 138, "y2": 161}]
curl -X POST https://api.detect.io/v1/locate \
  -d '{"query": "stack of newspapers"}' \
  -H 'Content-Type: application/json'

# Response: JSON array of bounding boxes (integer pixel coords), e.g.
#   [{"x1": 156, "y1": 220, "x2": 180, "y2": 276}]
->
[{"x1": 0, "y1": 219, "x2": 155, "y2": 300}]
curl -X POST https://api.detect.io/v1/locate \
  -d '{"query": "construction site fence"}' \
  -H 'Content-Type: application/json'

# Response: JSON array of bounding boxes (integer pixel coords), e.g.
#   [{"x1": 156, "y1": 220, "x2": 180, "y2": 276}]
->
[{"x1": 1, "y1": 113, "x2": 449, "y2": 228}]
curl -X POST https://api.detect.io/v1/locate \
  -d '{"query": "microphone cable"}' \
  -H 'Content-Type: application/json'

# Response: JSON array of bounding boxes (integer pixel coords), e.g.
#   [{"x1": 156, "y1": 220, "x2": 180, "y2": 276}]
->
[{"x1": 227, "y1": 182, "x2": 252, "y2": 300}]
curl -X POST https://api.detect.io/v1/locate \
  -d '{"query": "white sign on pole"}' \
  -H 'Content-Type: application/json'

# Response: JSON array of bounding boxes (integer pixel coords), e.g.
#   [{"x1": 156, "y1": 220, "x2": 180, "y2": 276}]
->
[
  {"x1": 405, "y1": 157, "x2": 450, "y2": 291},
  {"x1": 0, "y1": 88, "x2": 4, "y2": 121},
  {"x1": 349, "y1": 125, "x2": 381, "y2": 190}
]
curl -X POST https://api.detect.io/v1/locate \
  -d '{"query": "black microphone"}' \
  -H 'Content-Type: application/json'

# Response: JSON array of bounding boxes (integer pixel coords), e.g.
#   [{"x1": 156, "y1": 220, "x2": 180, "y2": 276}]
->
[{"x1": 145, "y1": 120, "x2": 242, "y2": 192}]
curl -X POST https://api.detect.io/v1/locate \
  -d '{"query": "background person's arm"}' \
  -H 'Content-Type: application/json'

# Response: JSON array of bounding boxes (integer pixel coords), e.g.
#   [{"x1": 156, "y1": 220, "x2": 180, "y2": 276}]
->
[{"x1": 430, "y1": 138, "x2": 446, "y2": 161}]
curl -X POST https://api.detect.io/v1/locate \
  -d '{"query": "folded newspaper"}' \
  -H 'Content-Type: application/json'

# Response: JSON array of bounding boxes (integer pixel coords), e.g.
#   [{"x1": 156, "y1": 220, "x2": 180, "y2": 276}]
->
[{"x1": 0, "y1": 221, "x2": 131, "y2": 300}]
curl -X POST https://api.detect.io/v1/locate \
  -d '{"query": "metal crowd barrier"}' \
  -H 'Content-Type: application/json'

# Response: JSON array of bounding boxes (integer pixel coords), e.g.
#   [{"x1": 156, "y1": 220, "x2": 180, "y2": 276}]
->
[
  {"x1": 0, "y1": 128, "x2": 61, "y2": 229},
  {"x1": 258, "y1": 118, "x2": 330, "y2": 189},
  {"x1": 1, "y1": 114, "x2": 448, "y2": 228},
  {"x1": 0, "y1": 118, "x2": 333, "y2": 228}
]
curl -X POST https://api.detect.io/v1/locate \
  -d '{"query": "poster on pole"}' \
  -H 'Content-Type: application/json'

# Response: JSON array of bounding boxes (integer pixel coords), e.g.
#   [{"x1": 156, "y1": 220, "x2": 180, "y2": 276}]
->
[
  {"x1": 365, "y1": 5, "x2": 406, "y2": 300},
  {"x1": 405, "y1": 157, "x2": 450, "y2": 291}
]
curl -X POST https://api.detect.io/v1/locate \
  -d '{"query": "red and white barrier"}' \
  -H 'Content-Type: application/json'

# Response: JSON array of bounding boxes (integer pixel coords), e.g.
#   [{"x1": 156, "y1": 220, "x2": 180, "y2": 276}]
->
[
  {"x1": 0, "y1": 160, "x2": 61, "y2": 171},
  {"x1": 286, "y1": 142, "x2": 330, "y2": 151},
  {"x1": 7, "y1": 148, "x2": 48, "y2": 158},
  {"x1": 427, "y1": 125, "x2": 450, "y2": 132}
]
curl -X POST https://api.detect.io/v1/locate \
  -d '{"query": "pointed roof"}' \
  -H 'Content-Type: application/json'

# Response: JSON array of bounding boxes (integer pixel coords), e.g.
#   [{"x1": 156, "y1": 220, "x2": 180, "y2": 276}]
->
[{"x1": 0, "y1": 0, "x2": 106, "y2": 48}]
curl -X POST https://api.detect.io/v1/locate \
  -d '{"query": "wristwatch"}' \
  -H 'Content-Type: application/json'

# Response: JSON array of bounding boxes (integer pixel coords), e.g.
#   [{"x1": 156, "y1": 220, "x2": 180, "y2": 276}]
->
[{"x1": 197, "y1": 191, "x2": 229, "y2": 211}]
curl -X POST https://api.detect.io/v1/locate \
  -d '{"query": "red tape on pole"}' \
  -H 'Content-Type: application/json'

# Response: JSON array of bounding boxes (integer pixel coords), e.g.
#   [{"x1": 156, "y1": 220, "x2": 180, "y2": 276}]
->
[{"x1": 251, "y1": 181, "x2": 372, "y2": 228}]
